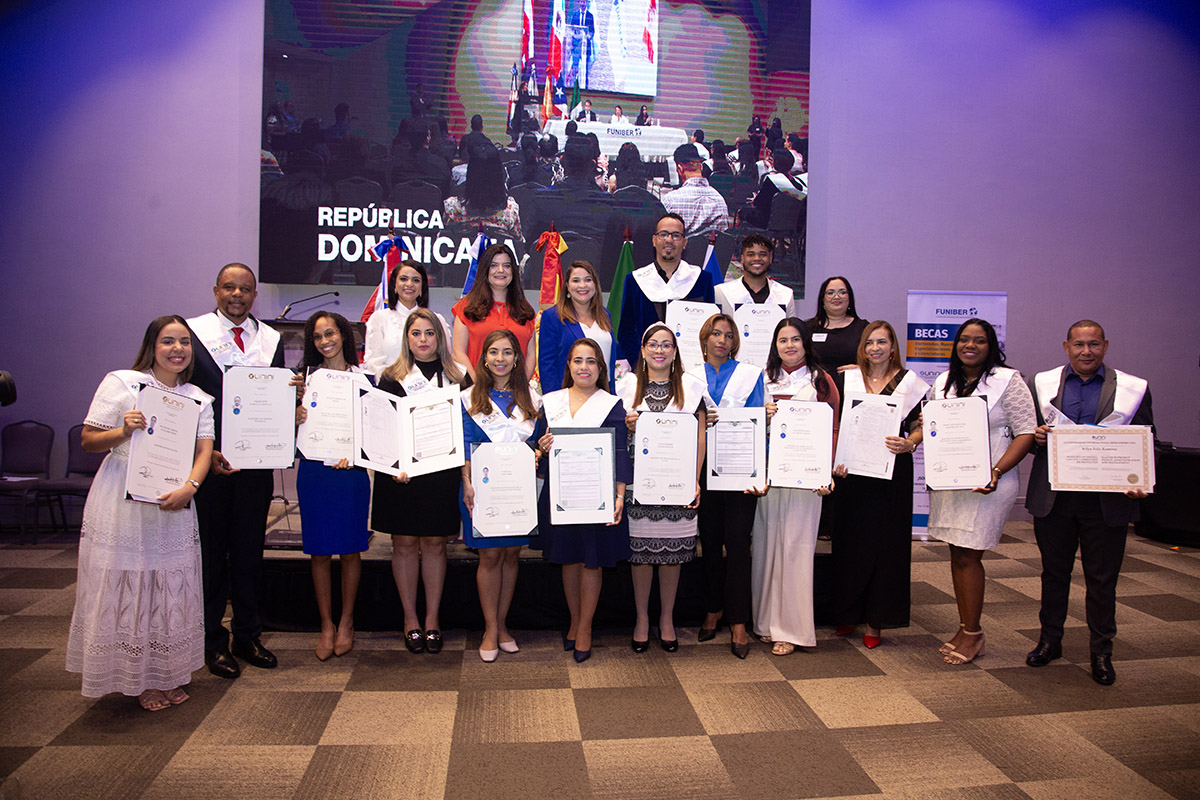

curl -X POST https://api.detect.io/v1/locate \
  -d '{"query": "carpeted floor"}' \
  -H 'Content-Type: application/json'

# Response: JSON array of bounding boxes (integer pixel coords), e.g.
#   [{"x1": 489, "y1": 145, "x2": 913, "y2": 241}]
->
[{"x1": 1, "y1": 521, "x2": 1198, "y2": 799}]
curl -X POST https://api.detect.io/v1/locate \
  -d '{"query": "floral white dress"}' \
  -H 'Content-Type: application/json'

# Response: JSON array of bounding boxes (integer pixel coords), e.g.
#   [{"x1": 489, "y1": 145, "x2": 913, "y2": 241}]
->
[{"x1": 65, "y1": 371, "x2": 214, "y2": 697}]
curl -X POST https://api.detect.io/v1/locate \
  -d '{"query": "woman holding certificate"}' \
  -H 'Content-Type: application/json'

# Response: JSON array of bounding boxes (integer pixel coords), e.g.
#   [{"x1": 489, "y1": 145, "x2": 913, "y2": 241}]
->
[
  {"x1": 452, "y1": 243, "x2": 537, "y2": 380},
  {"x1": 67, "y1": 316, "x2": 213, "y2": 711},
  {"x1": 363, "y1": 259, "x2": 451, "y2": 374},
  {"x1": 928, "y1": 318, "x2": 1036, "y2": 665},
  {"x1": 753, "y1": 318, "x2": 839, "y2": 656},
  {"x1": 617, "y1": 323, "x2": 708, "y2": 653},
  {"x1": 294, "y1": 312, "x2": 370, "y2": 661},
  {"x1": 535, "y1": 339, "x2": 632, "y2": 663},
  {"x1": 831, "y1": 321, "x2": 928, "y2": 649},
  {"x1": 537, "y1": 260, "x2": 627, "y2": 394},
  {"x1": 460, "y1": 330, "x2": 542, "y2": 662},
  {"x1": 371, "y1": 309, "x2": 472, "y2": 655},
  {"x1": 690, "y1": 313, "x2": 766, "y2": 658}
]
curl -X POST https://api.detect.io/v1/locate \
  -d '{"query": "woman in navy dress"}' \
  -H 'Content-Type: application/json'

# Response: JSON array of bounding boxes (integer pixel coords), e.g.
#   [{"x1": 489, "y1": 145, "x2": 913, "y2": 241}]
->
[
  {"x1": 536, "y1": 260, "x2": 626, "y2": 394},
  {"x1": 294, "y1": 312, "x2": 370, "y2": 661},
  {"x1": 535, "y1": 339, "x2": 632, "y2": 662},
  {"x1": 460, "y1": 329, "x2": 542, "y2": 662}
]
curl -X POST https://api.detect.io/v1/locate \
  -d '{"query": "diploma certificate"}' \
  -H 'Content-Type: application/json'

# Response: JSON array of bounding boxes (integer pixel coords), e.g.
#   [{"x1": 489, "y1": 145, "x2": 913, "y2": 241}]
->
[
  {"x1": 706, "y1": 407, "x2": 766, "y2": 491},
  {"x1": 297, "y1": 369, "x2": 368, "y2": 464},
  {"x1": 470, "y1": 442, "x2": 538, "y2": 537},
  {"x1": 922, "y1": 396, "x2": 992, "y2": 490},
  {"x1": 633, "y1": 412, "x2": 698, "y2": 506},
  {"x1": 732, "y1": 303, "x2": 785, "y2": 370},
  {"x1": 549, "y1": 428, "x2": 616, "y2": 525},
  {"x1": 665, "y1": 300, "x2": 722, "y2": 372},
  {"x1": 834, "y1": 392, "x2": 901, "y2": 480},
  {"x1": 398, "y1": 385, "x2": 464, "y2": 477},
  {"x1": 221, "y1": 367, "x2": 296, "y2": 469},
  {"x1": 1049, "y1": 425, "x2": 1155, "y2": 493},
  {"x1": 767, "y1": 400, "x2": 833, "y2": 489},
  {"x1": 125, "y1": 384, "x2": 202, "y2": 504},
  {"x1": 353, "y1": 384, "x2": 404, "y2": 476}
]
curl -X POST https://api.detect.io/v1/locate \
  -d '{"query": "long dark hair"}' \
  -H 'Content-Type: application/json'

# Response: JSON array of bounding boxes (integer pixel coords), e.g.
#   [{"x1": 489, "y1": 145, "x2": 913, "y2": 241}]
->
[
  {"x1": 812, "y1": 275, "x2": 859, "y2": 328},
  {"x1": 943, "y1": 318, "x2": 1006, "y2": 398},
  {"x1": 132, "y1": 315, "x2": 195, "y2": 384},
  {"x1": 387, "y1": 259, "x2": 431, "y2": 310},
  {"x1": 555, "y1": 260, "x2": 611, "y2": 330},
  {"x1": 633, "y1": 323, "x2": 685, "y2": 410},
  {"x1": 562, "y1": 338, "x2": 610, "y2": 392},
  {"x1": 463, "y1": 143, "x2": 508, "y2": 215},
  {"x1": 468, "y1": 329, "x2": 538, "y2": 420},
  {"x1": 462, "y1": 243, "x2": 535, "y2": 324},
  {"x1": 298, "y1": 311, "x2": 358, "y2": 371},
  {"x1": 611, "y1": 142, "x2": 644, "y2": 188},
  {"x1": 765, "y1": 317, "x2": 828, "y2": 389}
]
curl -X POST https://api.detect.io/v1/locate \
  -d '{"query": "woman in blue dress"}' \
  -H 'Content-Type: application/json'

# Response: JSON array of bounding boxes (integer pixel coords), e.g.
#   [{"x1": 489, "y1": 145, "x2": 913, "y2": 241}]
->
[
  {"x1": 536, "y1": 260, "x2": 627, "y2": 394},
  {"x1": 293, "y1": 312, "x2": 371, "y2": 661},
  {"x1": 460, "y1": 329, "x2": 542, "y2": 662}
]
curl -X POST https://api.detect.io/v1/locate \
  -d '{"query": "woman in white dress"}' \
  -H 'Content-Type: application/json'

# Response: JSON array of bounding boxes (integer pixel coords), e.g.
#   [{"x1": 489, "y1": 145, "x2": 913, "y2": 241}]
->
[
  {"x1": 363, "y1": 259, "x2": 451, "y2": 375},
  {"x1": 66, "y1": 316, "x2": 214, "y2": 711},
  {"x1": 752, "y1": 318, "x2": 838, "y2": 656},
  {"x1": 928, "y1": 318, "x2": 1035, "y2": 665}
]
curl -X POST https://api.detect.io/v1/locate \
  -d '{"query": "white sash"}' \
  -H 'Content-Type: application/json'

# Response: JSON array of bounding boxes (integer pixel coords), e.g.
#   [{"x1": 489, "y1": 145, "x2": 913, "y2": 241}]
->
[
  {"x1": 400, "y1": 361, "x2": 469, "y2": 395},
  {"x1": 843, "y1": 368, "x2": 929, "y2": 419},
  {"x1": 933, "y1": 366, "x2": 1015, "y2": 411},
  {"x1": 615, "y1": 372, "x2": 706, "y2": 414},
  {"x1": 694, "y1": 360, "x2": 762, "y2": 408},
  {"x1": 767, "y1": 170, "x2": 805, "y2": 198},
  {"x1": 1033, "y1": 366, "x2": 1147, "y2": 426},
  {"x1": 461, "y1": 387, "x2": 542, "y2": 443},
  {"x1": 715, "y1": 278, "x2": 792, "y2": 314},
  {"x1": 765, "y1": 365, "x2": 811, "y2": 400},
  {"x1": 630, "y1": 261, "x2": 702, "y2": 303},
  {"x1": 543, "y1": 388, "x2": 621, "y2": 428},
  {"x1": 188, "y1": 312, "x2": 281, "y2": 370},
  {"x1": 111, "y1": 369, "x2": 213, "y2": 406}
]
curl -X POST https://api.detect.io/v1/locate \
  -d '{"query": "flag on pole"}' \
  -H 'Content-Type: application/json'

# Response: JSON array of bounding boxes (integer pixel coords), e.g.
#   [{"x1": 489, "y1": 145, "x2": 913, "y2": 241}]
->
[
  {"x1": 541, "y1": 74, "x2": 554, "y2": 125},
  {"x1": 461, "y1": 229, "x2": 493, "y2": 297},
  {"x1": 606, "y1": 231, "x2": 636, "y2": 331},
  {"x1": 701, "y1": 231, "x2": 724, "y2": 287},
  {"x1": 548, "y1": 0, "x2": 565, "y2": 78},
  {"x1": 569, "y1": 78, "x2": 581, "y2": 120},
  {"x1": 507, "y1": 63, "x2": 519, "y2": 133},
  {"x1": 521, "y1": 0, "x2": 534, "y2": 70},
  {"x1": 536, "y1": 226, "x2": 568, "y2": 308},
  {"x1": 552, "y1": 75, "x2": 569, "y2": 119},
  {"x1": 643, "y1": 0, "x2": 657, "y2": 64},
  {"x1": 361, "y1": 237, "x2": 408, "y2": 322}
]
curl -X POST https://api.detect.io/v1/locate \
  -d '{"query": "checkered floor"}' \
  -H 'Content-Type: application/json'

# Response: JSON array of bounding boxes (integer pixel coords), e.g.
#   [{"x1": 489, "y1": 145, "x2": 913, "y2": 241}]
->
[{"x1": 2, "y1": 521, "x2": 1199, "y2": 799}]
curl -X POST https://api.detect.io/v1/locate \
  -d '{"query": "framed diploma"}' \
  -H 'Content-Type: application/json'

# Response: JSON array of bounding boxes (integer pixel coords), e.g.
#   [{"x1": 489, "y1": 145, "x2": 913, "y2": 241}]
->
[
  {"x1": 125, "y1": 384, "x2": 203, "y2": 504},
  {"x1": 732, "y1": 303, "x2": 785, "y2": 370},
  {"x1": 665, "y1": 300, "x2": 722, "y2": 372},
  {"x1": 767, "y1": 400, "x2": 833, "y2": 489},
  {"x1": 706, "y1": 407, "x2": 766, "y2": 491},
  {"x1": 353, "y1": 384, "x2": 404, "y2": 476},
  {"x1": 398, "y1": 384, "x2": 464, "y2": 477},
  {"x1": 633, "y1": 412, "x2": 698, "y2": 506},
  {"x1": 1049, "y1": 425, "x2": 1155, "y2": 493},
  {"x1": 220, "y1": 367, "x2": 297, "y2": 469},
  {"x1": 922, "y1": 396, "x2": 992, "y2": 490},
  {"x1": 834, "y1": 392, "x2": 901, "y2": 480},
  {"x1": 470, "y1": 442, "x2": 538, "y2": 537},
  {"x1": 297, "y1": 369, "x2": 369, "y2": 464},
  {"x1": 548, "y1": 427, "x2": 617, "y2": 526}
]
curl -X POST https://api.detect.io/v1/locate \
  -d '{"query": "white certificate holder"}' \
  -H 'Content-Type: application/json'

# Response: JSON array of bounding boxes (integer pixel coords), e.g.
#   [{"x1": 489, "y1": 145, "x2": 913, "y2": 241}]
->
[
  {"x1": 1048, "y1": 425, "x2": 1155, "y2": 493},
  {"x1": 353, "y1": 384, "x2": 405, "y2": 477},
  {"x1": 297, "y1": 369, "x2": 369, "y2": 464},
  {"x1": 665, "y1": 300, "x2": 722, "y2": 372},
  {"x1": 767, "y1": 400, "x2": 833, "y2": 489},
  {"x1": 220, "y1": 366, "x2": 296, "y2": 469},
  {"x1": 922, "y1": 395, "x2": 992, "y2": 490},
  {"x1": 633, "y1": 411, "x2": 698, "y2": 506},
  {"x1": 125, "y1": 384, "x2": 203, "y2": 505},
  {"x1": 470, "y1": 441, "x2": 538, "y2": 537},
  {"x1": 706, "y1": 407, "x2": 766, "y2": 492},
  {"x1": 398, "y1": 384, "x2": 465, "y2": 478},
  {"x1": 834, "y1": 391, "x2": 901, "y2": 481},
  {"x1": 732, "y1": 303, "x2": 785, "y2": 370},
  {"x1": 548, "y1": 427, "x2": 617, "y2": 526}
]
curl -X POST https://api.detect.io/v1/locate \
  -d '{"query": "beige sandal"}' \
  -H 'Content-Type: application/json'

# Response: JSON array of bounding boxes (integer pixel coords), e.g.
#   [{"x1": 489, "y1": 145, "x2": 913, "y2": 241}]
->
[
  {"x1": 939, "y1": 625, "x2": 964, "y2": 655},
  {"x1": 163, "y1": 687, "x2": 189, "y2": 705},
  {"x1": 772, "y1": 641, "x2": 796, "y2": 656},
  {"x1": 943, "y1": 630, "x2": 986, "y2": 665},
  {"x1": 139, "y1": 689, "x2": 170, "y2": 712}
]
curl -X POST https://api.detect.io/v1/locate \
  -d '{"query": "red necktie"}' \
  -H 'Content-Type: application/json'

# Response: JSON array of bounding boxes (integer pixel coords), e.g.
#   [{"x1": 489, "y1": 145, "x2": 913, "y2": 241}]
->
[{"x1": 231, "y1": 326, "x2": 245, "y2": 352}]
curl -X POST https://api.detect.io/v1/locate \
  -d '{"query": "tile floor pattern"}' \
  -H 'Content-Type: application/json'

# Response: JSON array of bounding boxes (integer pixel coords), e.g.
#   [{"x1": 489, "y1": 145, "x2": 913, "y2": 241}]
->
[{"x1": 1, "y1": 521, "x2": 1199, "y2": 799}]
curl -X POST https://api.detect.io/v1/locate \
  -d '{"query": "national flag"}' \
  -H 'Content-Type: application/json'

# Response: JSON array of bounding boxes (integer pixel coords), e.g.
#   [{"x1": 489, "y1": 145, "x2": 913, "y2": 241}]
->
[
  {"x1": 552, "y1": 74, "x2": 569, "y2": 119},
  {"x1": 548, "y1": 0, "x2": 566, "y2": 78},
  {"x1": 507, "y1": 63, "x2": 519, "y2": 132},
  {"x1": 521, "y1": 0, "x2": 534, "y2": 70},
  {"x1": 541, "y1": 74, "x2": 554, "y2": 125},
  {"x1": 606, "y1": 232, "x2": 636, "y2": 331},
  {"x1": 461, "y1": 229, "x2": 493, "y2": 297},
  {"x1": 569, "y1": 78, "x2": 581, "y2": 120},
  {"x1": 361, "y1": 237, "x2": 408, "y2": 322},
  {"x1": 701, "y1": 231, "x2": 725, "y2": 286},
  {"x1": 643, "y1": 0, "x2": 657, "y2": 64},
  {"x1": 535, "y1": 227, "x2": 569, "y2": 308}
]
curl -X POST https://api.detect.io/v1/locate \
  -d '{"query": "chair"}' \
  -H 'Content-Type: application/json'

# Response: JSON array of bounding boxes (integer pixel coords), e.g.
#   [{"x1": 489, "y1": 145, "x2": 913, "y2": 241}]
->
[
  {"x1": 334, "y1": 176, "x2": 384, "y2": 207},
  {"x1": 38, "y1": 423, "x2": 106, "y2": 533},
  {"x1": 388, "y1": 179, "x2": 443, "y2": 212},
  {"x1": 0, "y1": 420, "x2": 55, "y2": 540}
]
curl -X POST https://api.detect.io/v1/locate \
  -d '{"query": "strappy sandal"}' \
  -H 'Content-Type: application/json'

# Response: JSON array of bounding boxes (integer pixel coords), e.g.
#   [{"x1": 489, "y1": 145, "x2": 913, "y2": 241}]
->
[
  {"x1": 139, "y1": 689, "x2": 170, "y2": 712},
  {"x1": 772, "y1": 641, "x2": 796, "y2": 656},
  {"x1": 939, "y1": 625, "x2": 964, "y2": 655},
  {"x1": 163, "y1": 687, "x2": 189, "y2": 705},
  {"x1": 943, "y1": 630, "x2": 986, "y2": 665}
]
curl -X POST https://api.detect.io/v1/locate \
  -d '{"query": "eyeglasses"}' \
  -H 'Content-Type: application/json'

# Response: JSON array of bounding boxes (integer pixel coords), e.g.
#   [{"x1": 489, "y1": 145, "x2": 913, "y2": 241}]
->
[
  {"x1": 645, "y1": 342, "x2": 675, "y2": 352},
  {"x1": 654, "y1": 231, "x2": 685, "y2": 241},
  {"x1": 824, "y1": 289, "x2": 848, "y2": 297}
]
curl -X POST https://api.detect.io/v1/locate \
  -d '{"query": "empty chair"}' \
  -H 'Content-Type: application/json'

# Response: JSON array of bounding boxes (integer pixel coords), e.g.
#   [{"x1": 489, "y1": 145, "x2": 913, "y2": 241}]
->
[
  {"x1": 38, "y1": 423, "x2": 106, "y2": 533},
  {"x1": 388, "y1": 179, "x2": 443, "y2": 213},
  {"x1": 0, "y1": 420, "x2": 55, "y2": 540},
  {"x1": 334, "y1": 176, "x2": 384, "y2": 207}
]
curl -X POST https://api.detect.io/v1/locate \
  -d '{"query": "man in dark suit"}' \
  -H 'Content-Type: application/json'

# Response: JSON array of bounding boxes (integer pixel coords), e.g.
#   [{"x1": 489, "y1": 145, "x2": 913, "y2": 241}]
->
[
  {"x1": 1024, "y1": 320, "x2": 1154, "y2": 685},
  {"x1": 458, "y1": 114, "x2": 491, "y2": 162},
  {"x1": 186, "y1": 264, "x2": 286, "y2": 679},
  {"x1": 574, "y1": 99, "x2": 597, "y2": 121}
]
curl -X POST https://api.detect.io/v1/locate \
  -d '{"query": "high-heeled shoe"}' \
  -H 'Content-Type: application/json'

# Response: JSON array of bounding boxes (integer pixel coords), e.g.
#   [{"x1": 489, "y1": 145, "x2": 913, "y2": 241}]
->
[
  {"x1": 943, "y1": 630, "x2": 985, "y2": 665},
  {"x1": 562, "y1": 632, "x2": 575, "y2": 652},
  {"x1": 863, "y1": 633, "x2": 882, "y2": 649},
  {"x1": 731, "y1": 641, "x2": 750, "y2": 659},
  {"x1": 315, "y1": 641, "x2": 334, "y2": 662},
  {"x1": 333, "y1": 627, "x2": 354, "y2": 657},
  {"x1": 940, "y1": 625, "x2": 965, "y2": 655},
  {"x1": 631, "y1": 638, "x2": 649, "y2": 653},
  {"x1": 479, "y1": 647, "x2": 499, "y2": 663},
  {"x1": 573, "y1": 648, "x2": 591, "y2": 663},
  {"x1": 835, "y1": 624, "x2": 855, "y2": 637},
  {"x1": 424, "y1": 629, "x2": 443, "y2": 654},
  {"x1": 658, "y1": 631, "x2": 678, "y2": 653},
  {"x1": 403, "y1": 629, "x2": 425, "y2": 654}
]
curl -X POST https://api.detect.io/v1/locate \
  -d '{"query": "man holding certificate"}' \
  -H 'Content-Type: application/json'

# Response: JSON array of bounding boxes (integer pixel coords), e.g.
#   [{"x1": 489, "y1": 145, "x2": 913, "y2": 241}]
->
[
  {"x1": 1024, "y1": 320, "x2": 1154, "y2": 685},
  {"x1": 714, "y1": 234, "x2": 796, "y2": 370},
  {"x1": 187, "y1": 264, "x2": 285, "y2": 679}
]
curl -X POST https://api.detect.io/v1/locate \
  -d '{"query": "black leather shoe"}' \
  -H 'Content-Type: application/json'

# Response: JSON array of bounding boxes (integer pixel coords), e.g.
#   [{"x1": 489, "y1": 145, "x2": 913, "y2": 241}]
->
[
  {"x1": 1091, "y1": 653, "x2": 1116, "y2": 685},
  {"x1": 731, "y1": 641, "x2": 750, "y2": 660},
  {"x1": 697, "y1": 627, "x2": 717, "y2": 642},
  {"x1": 403, "y1": 629, "x2": 426, "y2": 654},
  {"x1": 659, "y1": 634, "x2": 678, "y2": 653},
  {"x1": 232, "y1": 637, "x2": 278, "y2": 669},
  {"x1": 631, "y1": 639, "x2": 649, "y2": 653},
  {"x1": 573, "y1": 648, "x2": 592, "y2": 663},
  {"x1": 424, "y1": 630, "x2": 443, "y2": 654},
  {"x1": 1025, "y1": 639, "x2": 1062, "y2": 667},
  {"x1": 206, "y1": 648, "x2": 241, "y2": 679}
]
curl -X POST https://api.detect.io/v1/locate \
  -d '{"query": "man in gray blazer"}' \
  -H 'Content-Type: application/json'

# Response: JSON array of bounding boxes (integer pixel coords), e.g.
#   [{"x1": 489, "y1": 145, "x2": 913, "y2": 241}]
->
[{"x1": 1024, "y1": 320, "x2": 1154, "y2": 685}]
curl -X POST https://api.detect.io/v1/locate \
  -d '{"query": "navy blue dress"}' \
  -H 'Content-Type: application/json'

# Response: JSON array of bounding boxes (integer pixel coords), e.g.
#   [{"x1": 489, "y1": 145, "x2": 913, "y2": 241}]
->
[
  {"x1": 297, "y1": 459, "x2": 370, "y2": 555},
  {"x1": 460, "y1": 388, "x2": 542, "y2": 549}
]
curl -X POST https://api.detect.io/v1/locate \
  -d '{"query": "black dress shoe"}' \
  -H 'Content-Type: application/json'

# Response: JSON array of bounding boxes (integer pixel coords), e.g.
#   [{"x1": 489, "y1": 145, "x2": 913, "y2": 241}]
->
[
  {"x1": 1025, "y1": 639, "x2": 1062, "y2": 667},
  {"x1": 731, "y1": 641, "x2": 750, "y2": 660},
  {"x1": 573, "y1": 648, "x2": 591, "y2": 663},
  {"x1": 232, "y1": 637, "x2": 278, "y2": 669},
  {"x1": 205, "y1": 648, "x2": 240, "y2": 679},
  {"x1": 403, "y1": 629, "x2": 426, "y2": 654},
  {"x1": 659, "y1": 634, "x2": 678, "y2": 653},
  {"x1": 697, "y1": 627, "x2": 717, "y2": 642},
  {"x1": 424, "y1": 629, "x2": 443, "y2": 654},
  {"x1": 1091, "y1": 653, "x2": 1116, "y2": 685},
  {"x1": 631, "y1": 639, "x2": 649, "y2": 653}
]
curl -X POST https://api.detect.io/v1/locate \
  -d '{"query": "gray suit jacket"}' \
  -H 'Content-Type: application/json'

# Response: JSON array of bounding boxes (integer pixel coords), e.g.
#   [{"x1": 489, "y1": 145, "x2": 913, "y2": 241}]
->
[{"x1": 1025, "y1": 366, "x2": 1154, "y2": 526}]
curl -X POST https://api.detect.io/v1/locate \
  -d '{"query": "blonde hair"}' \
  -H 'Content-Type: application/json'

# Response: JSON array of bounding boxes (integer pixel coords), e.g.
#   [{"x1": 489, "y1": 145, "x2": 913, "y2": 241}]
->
[{"x1": 383, "y1": 308, "x2": 464, "y2": 385}]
